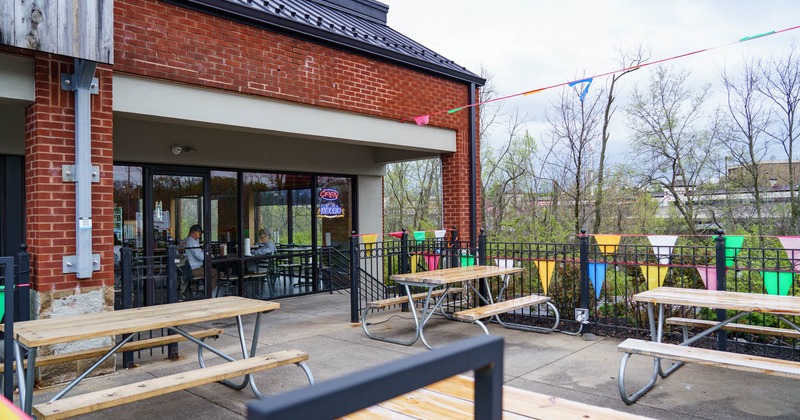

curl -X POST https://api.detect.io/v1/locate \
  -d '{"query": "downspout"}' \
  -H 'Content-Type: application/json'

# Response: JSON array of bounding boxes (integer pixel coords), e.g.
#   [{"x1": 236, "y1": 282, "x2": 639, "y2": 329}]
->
[
  {"x1": 62, "y1": 59, "x2": 101, "y2": 278},
  {"x1": 468, "y1": 83, "x2": 478, "y2": 245}
]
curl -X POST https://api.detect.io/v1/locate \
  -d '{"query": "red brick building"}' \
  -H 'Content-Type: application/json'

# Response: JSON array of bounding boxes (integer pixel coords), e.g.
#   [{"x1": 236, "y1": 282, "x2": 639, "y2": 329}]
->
[{"x1": 0, "y1": 0, "x2": 483, "y2": 321}]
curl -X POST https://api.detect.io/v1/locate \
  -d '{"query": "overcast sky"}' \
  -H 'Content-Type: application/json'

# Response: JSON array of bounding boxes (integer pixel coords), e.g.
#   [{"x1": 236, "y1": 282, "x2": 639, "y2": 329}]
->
[{"x1": 380, "y1": 0, "x2": 800, "y2": 161}]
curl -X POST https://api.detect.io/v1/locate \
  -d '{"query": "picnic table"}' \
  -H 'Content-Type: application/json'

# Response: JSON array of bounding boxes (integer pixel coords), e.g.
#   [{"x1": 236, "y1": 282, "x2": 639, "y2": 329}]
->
[
  {"x1": 364, "y1": 265, "x2": 557, "y2": 349},
  {"x1": 618, "y1": 287, "x2": 800, "y2": 404},
  {"x1": 3, "y1": 296, "x2": 314, "y2": 417}
]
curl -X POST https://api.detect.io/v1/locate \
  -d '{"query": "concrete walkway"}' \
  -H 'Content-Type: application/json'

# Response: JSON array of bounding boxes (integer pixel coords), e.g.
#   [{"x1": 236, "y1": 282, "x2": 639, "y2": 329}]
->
[{"x1": 26, "y1": 292, "x2": 800, "y2": 419}]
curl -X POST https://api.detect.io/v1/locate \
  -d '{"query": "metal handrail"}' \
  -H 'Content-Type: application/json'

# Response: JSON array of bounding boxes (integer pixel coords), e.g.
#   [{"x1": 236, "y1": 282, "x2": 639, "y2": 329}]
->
[{"x1": 246, "y1": 335, "x2": 504, "y2": 420}]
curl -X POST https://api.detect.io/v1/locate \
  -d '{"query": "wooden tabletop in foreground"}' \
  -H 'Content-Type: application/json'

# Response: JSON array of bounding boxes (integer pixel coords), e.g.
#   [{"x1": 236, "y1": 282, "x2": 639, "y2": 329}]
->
[
  {"x1": 389, "y1": 265, "x2": 523, "y2": 285},
  {"x1": 633, "y1": 287, "x2": 800, "y2": 316},
  {"x1": 342, "y1": 375, "x2": 652, "y2": 420},
  {"x1": 2, "y1": 296, "x2": 279, "y2": 348}
]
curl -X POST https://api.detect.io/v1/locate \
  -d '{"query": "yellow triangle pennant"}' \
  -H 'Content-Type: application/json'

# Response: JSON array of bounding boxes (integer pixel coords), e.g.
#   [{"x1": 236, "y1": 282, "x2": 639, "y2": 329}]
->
[
  {"x1": 534, "y1": 259, "x2": 557, "y2": 295},
  {"x1": 594, "y1": 234, "x2": 622, "y2": 255},
  {"x1": 410, "y1": 254, "x2": 420, "y2": 273},
  {"x1": 362, "y1": 234, "x2": 377, "y2": 257},
  {"x1": 639, "y1": 264, "x2": 669, "y2": 290}
]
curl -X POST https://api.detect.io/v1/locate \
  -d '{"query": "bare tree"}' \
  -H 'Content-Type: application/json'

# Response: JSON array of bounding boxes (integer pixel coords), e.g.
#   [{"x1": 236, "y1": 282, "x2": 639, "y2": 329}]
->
[
  {"x1": 758, "y1": 44, "x2": 800, "y2": 233},
  {"x1": 719, "y1": 58, "x2": 771, "y2": 236},
  {"x1": 546, "y1": 78, "x2": 604, "y2": 233},
  {"x1": 593, "y1": 45, "x2": 649, "y2": 234},
  {"x1": 626, "y1": 66, "x2": 717, "y2": 235}
]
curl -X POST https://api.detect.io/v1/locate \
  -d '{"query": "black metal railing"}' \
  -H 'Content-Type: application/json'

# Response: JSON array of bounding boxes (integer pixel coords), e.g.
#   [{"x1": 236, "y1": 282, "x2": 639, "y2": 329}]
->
[
  {"x1": 247, "y1": 335, "x2": 505, "y2": 420},
  {"x1": 351, "y1": 228, "x2": 800, "y2": 357}
]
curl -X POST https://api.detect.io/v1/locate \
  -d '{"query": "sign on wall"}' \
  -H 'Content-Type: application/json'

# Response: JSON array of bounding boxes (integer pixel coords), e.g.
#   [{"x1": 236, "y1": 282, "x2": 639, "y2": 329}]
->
[
  {"x1": 318, "y1": 188, "x2": 344, "y2": 219},
  {"x1": 0, "y1": 0, "x2": 114, "y2": 64}
]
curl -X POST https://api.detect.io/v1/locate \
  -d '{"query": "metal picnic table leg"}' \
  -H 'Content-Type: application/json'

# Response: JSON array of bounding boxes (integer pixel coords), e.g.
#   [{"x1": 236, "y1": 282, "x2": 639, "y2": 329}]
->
[{"x1": 418, "y1": 284, "x2": 453, "y2": 350}]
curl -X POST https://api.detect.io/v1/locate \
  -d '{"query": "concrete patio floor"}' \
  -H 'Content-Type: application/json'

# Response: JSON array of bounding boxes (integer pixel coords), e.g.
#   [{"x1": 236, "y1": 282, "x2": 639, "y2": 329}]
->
[{"x1": 22, "y1": 292, "x2": 800, "y2": 419}]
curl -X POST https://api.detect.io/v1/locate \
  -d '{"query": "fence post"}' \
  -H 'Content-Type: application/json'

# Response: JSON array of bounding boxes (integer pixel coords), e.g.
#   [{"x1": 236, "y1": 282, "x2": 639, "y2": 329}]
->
[
  {"x1": 715, "y1": 229, "x2": 728, "y2": 351},
  {"x1": 167, "y1": 244, "x2": 179, "y2": 360},
  {"x1": 478, "y1": 228, "x2": 488, "y2": 303},
  {"x1": 121, "y1": 245, "x2": 135, "y2": 368},
  {"x1": 2, "y1": 255, "x2": 15, "y2": 402},
  {"x1": 400, "y1": 229, "x2": 410, "y2": 312},
  {"x1": 449, "y1": 226, "x2": 459, "y2": 268},
  {"x1": 15, "y1": 243, "x2": 31, "y2": 322},
  {"x1": 578, "y1": 229, "x2": 591, "y2": 335},
  {"x1": 349, "y1": 232, "x2": 360, "y2": 323}
]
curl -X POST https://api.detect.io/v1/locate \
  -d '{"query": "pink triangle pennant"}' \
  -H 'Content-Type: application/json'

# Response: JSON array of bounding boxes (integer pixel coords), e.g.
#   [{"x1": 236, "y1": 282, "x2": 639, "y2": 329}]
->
[
  {"x1": 413, "y1": 115, "x2": 430, "y2": 126},
  {"x1": 778, "y1": 236, "x2": 800, "y2": 272},
  {"x1": 697, "y1": 265, "x2": 717, "y2": 291}
]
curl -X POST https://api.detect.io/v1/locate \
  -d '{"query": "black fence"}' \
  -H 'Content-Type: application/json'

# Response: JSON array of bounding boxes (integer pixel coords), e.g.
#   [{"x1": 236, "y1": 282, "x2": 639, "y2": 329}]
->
[{"x1": 351, "y1": 229, "x2": 800, "y2": 357}]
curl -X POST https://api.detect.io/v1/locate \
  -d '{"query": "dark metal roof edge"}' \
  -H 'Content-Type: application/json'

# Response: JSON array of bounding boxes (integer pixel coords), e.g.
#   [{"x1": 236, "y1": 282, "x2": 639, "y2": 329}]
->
[{"x1": 161, "y1": 0, "x2": 485, "y2": 85}]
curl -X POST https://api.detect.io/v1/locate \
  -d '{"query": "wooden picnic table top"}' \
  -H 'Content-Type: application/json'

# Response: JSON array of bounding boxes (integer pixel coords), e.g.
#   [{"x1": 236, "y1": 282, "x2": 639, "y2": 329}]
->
[
  {"x1": 1, "y1": 296, "x2": 279, "y2": 348},
  {"x1": 389, "y1": 265, "x2": 523, "y2": 286},
  {"x1": 342, "y1": 374, "x2": 651, "y2": 419},
  {"x1": 633, "y1": 287, "x2": 800, "y2": 316}
]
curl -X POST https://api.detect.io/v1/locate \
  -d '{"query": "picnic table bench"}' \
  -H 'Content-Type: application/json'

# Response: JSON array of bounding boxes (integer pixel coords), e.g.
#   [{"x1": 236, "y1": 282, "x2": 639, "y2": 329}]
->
[
  {"x1": 6, "y1": 296, "x2": 315, "y2": 417},
  {"x1": 618, "y1": 287, "x2": 800, "y2": 404}
]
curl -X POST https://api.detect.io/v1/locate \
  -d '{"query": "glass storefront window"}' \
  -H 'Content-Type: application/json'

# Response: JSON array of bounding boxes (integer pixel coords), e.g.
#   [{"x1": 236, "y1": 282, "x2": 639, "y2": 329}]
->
[
  {"x1": 113, "y1": 165, "x2": 144, "y2": 249},
  {"x1": 211, "y1": 170, "x2": 238, "y2": 256}
]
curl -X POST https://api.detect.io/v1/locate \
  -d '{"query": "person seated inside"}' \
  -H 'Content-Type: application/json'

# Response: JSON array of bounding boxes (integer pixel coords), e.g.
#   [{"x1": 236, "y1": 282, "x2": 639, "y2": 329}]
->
[
  {"x1": 181, "y1": 224, "x2": 218, "y2": 298},
  {"x1": 248, "y1": 229, "x2": 276, "y2": 273}
]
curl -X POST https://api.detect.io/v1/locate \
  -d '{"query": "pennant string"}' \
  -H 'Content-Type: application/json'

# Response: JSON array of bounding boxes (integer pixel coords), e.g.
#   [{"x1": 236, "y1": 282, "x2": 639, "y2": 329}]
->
[{"x1": 406, "y1": 25, "x2": 800, "y2": 123}]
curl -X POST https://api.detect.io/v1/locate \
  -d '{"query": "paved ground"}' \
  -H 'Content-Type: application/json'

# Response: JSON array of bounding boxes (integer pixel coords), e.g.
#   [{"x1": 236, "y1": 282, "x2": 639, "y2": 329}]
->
[{"x1": 22, "y1": 292, "x2": 800, "y2": 419}]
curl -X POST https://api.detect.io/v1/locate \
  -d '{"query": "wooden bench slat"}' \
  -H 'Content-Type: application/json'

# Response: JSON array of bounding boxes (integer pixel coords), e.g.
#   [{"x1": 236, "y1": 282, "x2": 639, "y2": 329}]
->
[
  {"x1": 366, "y1": 288, "x2": 464, "y2": 309},
  {"x1": 345, "y1": 375, "x2": 650, "y2": 420},
  {"x1": 618, "y1": 338, "x2": 800, "y2": 379},
  {"x1": 33, "y1": 349, "x2": 309, "y2": 420},
  {"x1": 453, "y1": 295, "x2": 550, "y2": 322},
  {"x1": 665, "y1": 317, "x2": 800, "y2": 339},
  {"x1": 0, "y1": 328, "x2": 224, "y2": 373}
]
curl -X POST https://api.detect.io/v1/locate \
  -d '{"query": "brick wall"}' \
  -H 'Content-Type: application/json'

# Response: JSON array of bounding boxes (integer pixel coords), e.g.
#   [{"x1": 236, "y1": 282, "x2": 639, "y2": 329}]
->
[
  {"x1": 115, "y1": 0, "x2": 480, "y2": 240},
  {"x1": 25, "y1": 54, "x2": 115, "y2": 292}
]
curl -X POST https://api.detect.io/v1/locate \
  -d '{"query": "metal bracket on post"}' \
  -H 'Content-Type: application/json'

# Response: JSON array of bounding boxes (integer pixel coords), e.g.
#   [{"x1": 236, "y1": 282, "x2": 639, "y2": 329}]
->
[
  {"x1": 61, "y1": 58, "x2": 100, "y2": 278},
  {"x1": 61, "y1": 73, "x2": 99, "y2": 94},
  {"x1": 62, "y1": 165, "x2": 100, "y2": 183},
  {"x1": 63, "y1": 254, "x2": 102, "y2": 274}
]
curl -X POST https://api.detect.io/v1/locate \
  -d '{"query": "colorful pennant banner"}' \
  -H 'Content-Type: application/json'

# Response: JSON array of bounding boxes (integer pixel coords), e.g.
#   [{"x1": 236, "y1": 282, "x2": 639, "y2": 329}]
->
[
  {"x1": 712, "y1": 235, "x2": 745, "y2": 267},
  {"x1": 413, "y1": 231, "x2": 426, "y2": 243},
  {"x1": 640, "y1": 265, "x2": 669, "y2": 290},
  {"x1": 408, "y1": 25, "x2": 800, "y2": 125},
  {"x1": 534, "y1": 259, "x2": 557, "y2": 295},
  {"x1": 434, "y1": 229, "x2": 447, "y2": 238},
  {"x1": 497, "y1": 258, "x2": 515, "y2": 284},
  {"x1": 648, "y1": 235, "x2": 678, "y2": 265},
  {"x1": 595, "y1": 234, "x2": 622, "y2": 255},
  {"x1": 697, "y1": 265, "x2": 718, "y2": 291},
  {"x1": 362, "y1": 234, "x2": 377, "y2": 256},
  {"x1": 761, "y1": 271, "x2": 794, "y2": 296},
  {"x1": 588, "y1": 262, "x2": 607, "y2": 299},
  {"x1": 778, "y1": 236, "x2": 800, "y2": 272},
  {"x1": 424, "y1": 253, "x2": 440, "y2": 271}
]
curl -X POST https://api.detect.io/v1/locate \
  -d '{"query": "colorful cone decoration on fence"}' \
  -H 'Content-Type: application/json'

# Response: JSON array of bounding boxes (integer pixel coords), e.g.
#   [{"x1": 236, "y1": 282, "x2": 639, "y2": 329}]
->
[
  {"x1": 410, "y1": 254, "x2": 420, "y2": 273},
  {"x1": 778, "y1": 236, "x2": 800, "y2": 272},
  {"x1": 588, "y1": 262, "x2": 607, "y2": 299},
  {"x1": 460, "y1": 254, "x2": 476, "y2": 267},
  {"x1": 761, "y1": 271, "x2": 794, "y2": 296},
  {"x1": 497, "y1": 258, "x2": 515, "y2": 284},
  {"x1": 648, "y1": 235, "x2": 678, "y2": 265},
  {"x1": 696, "y1": 265, "x2": 718, "y2": 291},
  {"x1": 712, "y1": 235, "x2": 745, "y2": 267},
  {"x1": 594, "y1": 234, "x2": 621, "y2": 255},
  {"x1": 640, "y1": 264, "x2": 669, "y2": 290},
  {"x1": 413, "y1": 231, "x2": 426, "y2": 243},
  {"x1": 362, "y1": 234, "x2": 377, "y2": 257},
  {"x1": 388, "y1": 231, "x2": 403, "y2": 239},
  {"x1": 424, "y1": 254, "x2": 440, "y2": 271},
  {"x1": 534, "y1": 259, "x2": 556, "y2": 295}
]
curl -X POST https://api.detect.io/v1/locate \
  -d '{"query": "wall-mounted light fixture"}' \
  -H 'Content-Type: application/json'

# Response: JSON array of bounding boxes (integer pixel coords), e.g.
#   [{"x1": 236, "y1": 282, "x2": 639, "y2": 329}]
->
[{"x1": 171, "y1": 145, "x2": 195, "y2": 156}]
